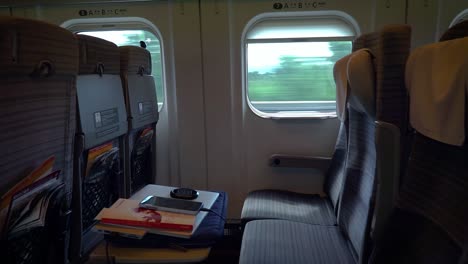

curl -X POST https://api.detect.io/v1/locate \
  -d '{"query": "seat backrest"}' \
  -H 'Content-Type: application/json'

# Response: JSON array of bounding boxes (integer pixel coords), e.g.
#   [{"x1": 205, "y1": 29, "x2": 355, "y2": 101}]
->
[
  {"x1": 119, "y1": 46, "x2": 158, "y2": 196},
  {"x1": 337, "y1": 25, "x2": 411, "y2": 263},
  {"x1": 353, "y1": 25, "x2": 411, "y2": 133},
  {"x1": 76, "y1": 35, "x2": 127, "y2": 150},
  {"x1": 0, "y1": 16, "x2": 78, "y2": 263},
  {"x1": 323, "y1": 53, "x2": 351, "y2": 210},
  {"x1": 336, "y1": 48, "x2": 377, "y2": 263},
  {"x1": 370, "y1": 35, "x2": 468, "y2": 264},
  {"x1": 70, "y1": 35, "x2": 128, "y2": 262},
  {"x1": 354, "y1": 24, "x2": 412, "y2": 246}
]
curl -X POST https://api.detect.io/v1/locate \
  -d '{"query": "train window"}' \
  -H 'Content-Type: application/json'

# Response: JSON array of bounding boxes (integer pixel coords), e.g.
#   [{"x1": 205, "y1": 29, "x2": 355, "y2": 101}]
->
[
  {"x1": 450, "y1": 9, "x2": 468, "y2": 27},
  {"x1": 78, "y1": 30, "x2": 164, "y2": 111},
  {"x1": 244, "y1": 16, "x2": 356, "y2": 118}
]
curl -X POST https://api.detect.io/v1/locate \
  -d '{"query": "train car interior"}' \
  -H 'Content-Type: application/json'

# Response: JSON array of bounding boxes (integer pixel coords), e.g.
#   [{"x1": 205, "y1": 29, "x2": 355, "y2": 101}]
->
[{"x1": 0, "y1": 0, "x2": 467, "y2": 263}]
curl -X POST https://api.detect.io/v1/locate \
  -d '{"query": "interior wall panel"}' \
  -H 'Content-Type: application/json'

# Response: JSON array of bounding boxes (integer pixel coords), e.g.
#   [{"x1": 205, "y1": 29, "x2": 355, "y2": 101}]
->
[
  {"x1": 373, "y1": 0, "x2": 406, "y2": 30},
  {"x1": 170, "y1": 1, "x2": 208, "y2": 190},
  {"x1": 407, "y1": 0, "x2": 440, "y2": 49},
  {"x1": 201, "y1": 0, "x2": 407, "y2": 217}
]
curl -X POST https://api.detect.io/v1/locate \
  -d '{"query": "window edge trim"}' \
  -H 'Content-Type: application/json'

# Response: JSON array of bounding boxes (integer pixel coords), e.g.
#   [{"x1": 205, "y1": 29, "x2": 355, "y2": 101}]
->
[
  {"x1": 449, "y1": 8, "x2": 468, "y2": 28},
  {"x1": 241, "y1": 10, "x2": 358, "y2": 120},
  {"x1": 246, "y1": 36, "x2": 355, "y2": 43},
  {"x1": 61, "y1": 16, "x2": 167, "y2": 112}
]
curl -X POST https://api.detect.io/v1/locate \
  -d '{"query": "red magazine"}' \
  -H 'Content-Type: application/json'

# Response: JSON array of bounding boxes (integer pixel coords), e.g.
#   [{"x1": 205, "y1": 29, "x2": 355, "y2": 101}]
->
[{"x1": 96, "y1": 199, "x2": 194, "y2": 231}]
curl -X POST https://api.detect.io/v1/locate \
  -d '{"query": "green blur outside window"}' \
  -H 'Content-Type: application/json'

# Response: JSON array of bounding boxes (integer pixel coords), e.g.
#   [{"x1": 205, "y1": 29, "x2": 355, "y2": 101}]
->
[{"x1": 246, "y1": 17, "x2": 355, "y2": 117}]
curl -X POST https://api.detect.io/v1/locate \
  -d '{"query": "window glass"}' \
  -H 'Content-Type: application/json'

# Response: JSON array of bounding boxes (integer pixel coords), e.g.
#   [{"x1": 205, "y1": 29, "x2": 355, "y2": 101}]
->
[
  {"x1": 247, "y1": 18, "x2": 355, "y2": 39},
  {"x1": 79, "y1": 30, "x2": 164, "y2": 111},
  {"x1": 245, "y1": 17, "x2": 355, "y2": 117},
  {"x1": 450, "y1": 9, "x2": 468, "y2": 27}
]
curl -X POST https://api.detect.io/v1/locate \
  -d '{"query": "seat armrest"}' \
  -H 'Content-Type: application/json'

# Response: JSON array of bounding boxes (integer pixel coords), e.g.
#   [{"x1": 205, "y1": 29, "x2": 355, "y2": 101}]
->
[{"x1": 269, "y1": 154, "x2": 332, "y2": 172}]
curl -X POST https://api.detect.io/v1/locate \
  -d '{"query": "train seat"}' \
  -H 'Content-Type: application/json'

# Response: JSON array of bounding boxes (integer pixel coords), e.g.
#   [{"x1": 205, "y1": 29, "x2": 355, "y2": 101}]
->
[
  {"x1": 69, "y1": 35, "x2": 128, "y2": 262},
  {"x1": 239, "y1": 24, "x2": 411, "y2": 264},
  {"x1": 240, "y1": 53, "x2": 352, "y2": 226},
  {"x1": 239, "y1": 47, "x2": 377, "y2": 264},
  {"x1": 0, "y1": 16, "x2": 78, "y2": 263},
  {"x1": 348, "y1": 24, "x2": 412, "y2": 244},
  {"x1": 370, "y1": 33, "x2": 468, "y2": 264},
  {"x1": 119, "y1": 46, "x2": 159, "y2": 196},
  {"x1": 241, "y1": 25, "x2": 411, "y2": 232}
]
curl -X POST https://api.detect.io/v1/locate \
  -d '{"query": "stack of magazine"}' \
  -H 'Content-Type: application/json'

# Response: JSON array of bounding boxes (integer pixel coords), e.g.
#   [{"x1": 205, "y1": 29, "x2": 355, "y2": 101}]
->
[
  {"x1": 0, "y1": 157, "x2": 63, "y2": 240},
  {"x1": 94, "y1": 198, "x2": 197, "y2": 239},
  {"x1": 93, "y1": 185, "x2": 220, "y2": 241}
]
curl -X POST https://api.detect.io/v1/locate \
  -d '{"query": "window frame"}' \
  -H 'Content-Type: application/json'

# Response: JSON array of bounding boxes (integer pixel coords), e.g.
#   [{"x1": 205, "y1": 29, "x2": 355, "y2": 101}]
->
[
  {"x1": 62, "y1": 17, "x2": 166, "y2": 112},
  {"x1": 242, "y1": 11, "x2": 360, "y2": 119},
  {"x1": 450, "y1": 9, "x2": 468, "y2": 27}
]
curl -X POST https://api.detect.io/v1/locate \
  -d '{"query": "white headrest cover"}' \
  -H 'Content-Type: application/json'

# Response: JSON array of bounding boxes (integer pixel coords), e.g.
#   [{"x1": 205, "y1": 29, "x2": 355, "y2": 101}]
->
[
  {"x1": 347, "y1": 49, "x2": 376, "y2": 118},
  {"x1": 406, "y1": 37, "x2": 468, "y2": 146},
  {"x1": 333, "y1": 54, "x2": 352, "y2": 121}
]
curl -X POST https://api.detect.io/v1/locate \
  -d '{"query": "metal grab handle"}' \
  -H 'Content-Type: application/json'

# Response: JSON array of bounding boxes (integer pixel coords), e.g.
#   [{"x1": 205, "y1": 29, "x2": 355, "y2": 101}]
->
[{"x1": 269, "y1": 154, "x2": 332, "y2": 172}]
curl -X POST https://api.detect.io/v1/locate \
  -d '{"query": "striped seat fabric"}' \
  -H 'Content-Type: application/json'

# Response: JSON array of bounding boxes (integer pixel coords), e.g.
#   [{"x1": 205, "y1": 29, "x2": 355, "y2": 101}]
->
[
  {"x1": 242, "y1": 189, "x2": 336, "y2": 225},
  {"x1": 0, "y1": 16, "x2": 77, "y2": 205},
  {"x1": 370, "y1": 23, "x2": 468, "y2": 264},
  {"x1": 371, "y1": 134, "x2": 468, "y2": 263},
  {"x1": 0, "y1": 16, "x2": 78, "y2": 263},
  {"x1": 352, "y1": 25, "x2": 410, "y2": 131},
  {"x1": 342, "y1": 25, "x2": 411, "y2": 258},
  {"x1": 240, "y1": 220, "x2": 355, "y2": 264},
  {"x1": 241, "y1": 118, "x2": 348, "y2": 225}
]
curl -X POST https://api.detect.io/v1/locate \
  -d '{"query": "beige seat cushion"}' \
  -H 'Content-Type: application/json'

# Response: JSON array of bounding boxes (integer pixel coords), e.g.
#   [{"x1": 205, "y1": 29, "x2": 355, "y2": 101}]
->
[{"x1": 406, "y1": 37, "x2": 468, "y2": 146}]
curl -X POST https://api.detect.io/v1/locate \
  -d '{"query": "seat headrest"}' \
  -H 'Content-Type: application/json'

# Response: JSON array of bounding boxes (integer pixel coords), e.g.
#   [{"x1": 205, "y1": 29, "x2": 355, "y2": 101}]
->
[
  {"x1": 333, "y1": 54, "x2": 352, "y2": 121},
  {"x1": 352, "y1": 25, "x2": 411, "y2": 53},
  {"x1": 352, "y1": 34, "x2": 366, "y2": 51},
  {"x1": 347, "y1": 49, "x2": 376, "y2": 118},
  {"x1": 440, "y1": 20, "x2": 468, "y2": 42},
  {"x1": 379, "y1": 24, "x2": 412, "y2": 37},
  {"x1": 351, "y1": 24, "x2": 410, "y2": 130},
  {"x1": 76, "y1": 34, "x2": 120, "y2": 75},
  {"x1": 406, "y1": 37, "x2": 468, "y2": 146},
  {"x1": 0, "y1": 16, "x2": 78, "y2": 77},
  {"x1": 119, "y1": 46, "x2": 152, "y2": 75}
]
